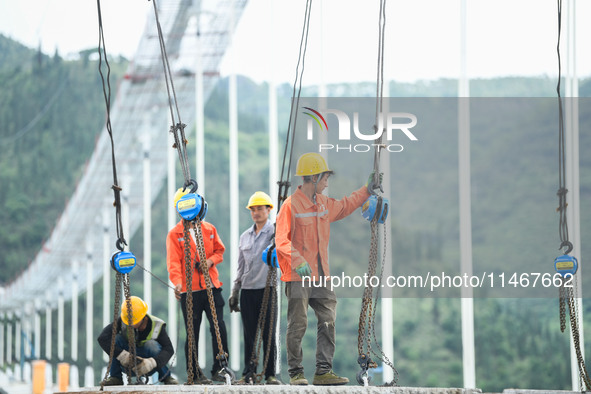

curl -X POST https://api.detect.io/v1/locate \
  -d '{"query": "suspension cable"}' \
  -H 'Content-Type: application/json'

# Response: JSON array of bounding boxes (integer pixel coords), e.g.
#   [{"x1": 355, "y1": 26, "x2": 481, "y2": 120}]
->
[
  {"x1": 96, "y1": 0, "x2": 127, "y2": 251},
  {"x1": 556, "y1": 0, "x2": 570, "y2": 254},
  {"x1": 96, "y1": 0, "x2": 141, "y2": 388},
  {"x1": 241, "y1": 2, "x2": 315, "y2": 384},
  {"x1": 356, "y1": 0, "x2": 398, "y2": 387},
  {"x1": 150, "y1": 0, "x2": 192, "y2": 186},
  {"x1": 554, "y1": 0, "x2": 590, "y2": 390},
  {"x1": 277, "y1": 0, "x2": 313, "y2": 208}
]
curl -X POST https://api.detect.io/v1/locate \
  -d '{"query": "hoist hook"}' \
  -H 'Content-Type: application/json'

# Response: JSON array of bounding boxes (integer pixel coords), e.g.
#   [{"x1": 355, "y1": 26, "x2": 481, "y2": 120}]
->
[
  {"x1": 216, "y1": 353, "x2": 236, "y2": 384},
  {"x1": 560, "y1": 240, "x2": 574, "y2": 255},
  {"x1": 183, "y1": 178, "x2": 198, "y2": 193},
  {"x1": 115, "y1": 238, "x2": 127, "y2": 252},
  {"x1": 356, "y1": 353, "x2": 373, "y2": 386}
]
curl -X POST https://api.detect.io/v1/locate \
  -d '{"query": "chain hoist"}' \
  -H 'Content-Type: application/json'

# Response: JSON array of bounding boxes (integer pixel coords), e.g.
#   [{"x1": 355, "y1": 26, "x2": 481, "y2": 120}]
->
[
  {"x1": 356, "y1": 0, "x2": 397, "y2": 386},
  {"x1": 243, "y1": 245, "x2": 279, "y2": 384},
  {"x1": 190, "y1": 218, "x2": 235, "y2": 382},
  {"x1": 553, "y1": 0, "x2": 590, "y2": 390},
  {"x1": 96, "y1": 0, "x2": 143, "y2": 388}
]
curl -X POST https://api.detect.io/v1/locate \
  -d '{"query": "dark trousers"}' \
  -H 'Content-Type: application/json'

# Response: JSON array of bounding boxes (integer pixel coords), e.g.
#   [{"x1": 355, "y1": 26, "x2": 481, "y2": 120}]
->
[
  {"x1": 240, "y1": 288, "x2": 278, "y2": 379},
  {"x1": 180, "y1": 287, "x2": 230, "y2": 376}
]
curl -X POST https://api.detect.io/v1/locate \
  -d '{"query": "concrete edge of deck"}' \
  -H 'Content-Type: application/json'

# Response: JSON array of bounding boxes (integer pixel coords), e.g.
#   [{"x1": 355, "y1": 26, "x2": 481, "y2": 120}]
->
[{"x1": 59, "y1": 385, "x2": 586, "y2": 394}]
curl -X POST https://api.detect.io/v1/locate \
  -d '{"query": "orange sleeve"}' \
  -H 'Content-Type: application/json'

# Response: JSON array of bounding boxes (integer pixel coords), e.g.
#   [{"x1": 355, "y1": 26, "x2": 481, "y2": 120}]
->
[
  {"x1": 166, "y1": 228, "x2": 183, "y2": 287},
  {"x1": 209, "y1": 225, "x2": 225, "y2": 265},
  {"x1": 276, "y1": 200, "x2": 306, "y2": 278},
  {"x1": 328, "y1": 186, "x2": 370, "y2": 222}
]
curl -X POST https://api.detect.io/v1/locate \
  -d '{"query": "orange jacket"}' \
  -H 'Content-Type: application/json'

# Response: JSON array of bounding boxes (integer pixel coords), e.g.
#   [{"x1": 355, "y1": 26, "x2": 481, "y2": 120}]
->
[
  {"x1": 276, "y1": 185, "x2": 370, "y2": 282},
  {"x1": 166, "y1": 220, "x2": 225, "y2": 291}
]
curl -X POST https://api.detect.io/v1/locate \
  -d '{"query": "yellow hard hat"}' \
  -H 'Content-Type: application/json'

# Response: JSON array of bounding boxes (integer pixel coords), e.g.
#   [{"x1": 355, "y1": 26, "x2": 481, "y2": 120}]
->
[
  {"x1": 173, "y1": 187, "x2": 189, "y2": 209},
  {"x1": 295, "y1": 152, "x2": 332, "y2": 177},
  {"x1": 121, "y1": 296, "x2": 148, "y2": 326},
  {"x1": 246, "y1": 191, "x2": 274, "y2": 209}
]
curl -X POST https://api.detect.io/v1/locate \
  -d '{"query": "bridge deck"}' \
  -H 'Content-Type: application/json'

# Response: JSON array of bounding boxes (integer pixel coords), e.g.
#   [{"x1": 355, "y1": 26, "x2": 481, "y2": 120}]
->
[{"x1": 59, "y1": 385, "x2": 579, "y2": 394}]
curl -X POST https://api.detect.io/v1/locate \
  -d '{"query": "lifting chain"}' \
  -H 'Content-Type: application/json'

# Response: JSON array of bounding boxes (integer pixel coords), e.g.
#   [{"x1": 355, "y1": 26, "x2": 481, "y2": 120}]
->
[
  {"x1": 244, "y1": 263, "x2": 278, "y2": 384},
  {"x1": 182, "y1": 219, "x2": 198, "y2": 384},
  {"x1": 100, "y1": 273, "x2": 140, "y2": 390},
  {"x1": 357, "y1": 220, "x2": 398, "y2": 386},
  {"x1": 183, "y1": 218, "x2": 233, "y2": 383},
  {"x1": 559, "y1": 276, "x2": 591, "y2": 390}
]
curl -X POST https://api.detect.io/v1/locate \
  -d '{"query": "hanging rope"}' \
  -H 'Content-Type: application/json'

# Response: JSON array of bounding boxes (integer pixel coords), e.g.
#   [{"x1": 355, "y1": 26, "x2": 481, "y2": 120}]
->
[
  {"x1": 148, "y1": 0, "x2": 234, "y2": 383},
  {"x1": 239, "y1": 2, "x2": 314, "y2": 384},
  {"x1": 242, "y1": 1, "x2": 314, "y2": 384},
  {"x1": 356, "y1": 0, "x2": 397, "y2": 387},
  {"x1": 150, "y1": 0, "x2": 192, "y2": 187},
  {"x1": 96, "y1": 0, "x2": 127, "y2": 253},
  {"x1": 277, "y1": 0, "x2": 313, "y2": 208},
  {"x1": 95, "y1": 0, "x2": 141, "y2": 388},
  {"x1": 554, "y1": 0, "x2": 590, "y2": 390}
]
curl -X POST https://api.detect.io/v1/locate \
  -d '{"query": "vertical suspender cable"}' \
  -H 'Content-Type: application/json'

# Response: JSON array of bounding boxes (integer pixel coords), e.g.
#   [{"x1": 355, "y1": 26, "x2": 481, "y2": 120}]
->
[
  {"x1": 555, "y1": 0, "x2": 589, "y2": 390},
  {"x1": 458, "y1": 0, "x2": 476, "y2": 388}
]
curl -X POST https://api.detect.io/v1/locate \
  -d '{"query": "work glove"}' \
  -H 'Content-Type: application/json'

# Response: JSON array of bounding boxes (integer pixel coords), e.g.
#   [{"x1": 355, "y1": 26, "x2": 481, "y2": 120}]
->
[
  {"x1": 366, "y1": 171, "x2": 384, "y2": 194},
  {"x1": 133, "y1": 357, "x2": 157, "y2": 376},
  {"x1": 228, "y1": 287, "x2": 240, "y2": 313},
  {"x1": 116, "y1": 350, "x2": 134, "y2": 368},
  {"x1": 295, "y1": 261, "x2": 312, "y2": 277}
]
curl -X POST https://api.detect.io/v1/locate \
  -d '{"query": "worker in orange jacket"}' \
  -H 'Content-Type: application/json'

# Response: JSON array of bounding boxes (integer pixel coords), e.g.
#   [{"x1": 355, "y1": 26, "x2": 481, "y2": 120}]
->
[
  {"x1": 166, "y1": 188, "x2": 231, "y2": 384},
  {"x1": 274, "y1": 152, "x2": 376, "y2": 386}
]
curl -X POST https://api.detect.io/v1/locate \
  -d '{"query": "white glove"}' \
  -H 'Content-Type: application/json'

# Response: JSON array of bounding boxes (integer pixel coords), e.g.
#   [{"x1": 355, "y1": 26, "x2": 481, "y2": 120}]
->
[
  {"x1": 133, "y1": 357, "x2": 157, "y2": 376},
  {"x1": 116, "y1": 350, "x2": 133, "y2": 368}
]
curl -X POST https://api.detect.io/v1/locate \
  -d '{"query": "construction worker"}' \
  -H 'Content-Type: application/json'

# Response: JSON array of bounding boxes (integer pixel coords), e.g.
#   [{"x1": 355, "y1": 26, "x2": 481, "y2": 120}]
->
[
  {"x1": 166, "y1": 187, "x2": 231, "y2": 384},
  {"x1": 274, "y1": 152, "x2": 377, "y2": 386},
  {"x1": 97, "y1": 296, "x2": 178, "y2": 386},
  {"x1": 229, "y1": 191, "x2": 282, "y2": 385}
]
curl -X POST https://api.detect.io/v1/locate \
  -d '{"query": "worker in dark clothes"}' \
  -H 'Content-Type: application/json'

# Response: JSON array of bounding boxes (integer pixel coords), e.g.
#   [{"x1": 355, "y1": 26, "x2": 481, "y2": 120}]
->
[{"x1": 97, "y1": 296, "x2": 178, "y2": 386}]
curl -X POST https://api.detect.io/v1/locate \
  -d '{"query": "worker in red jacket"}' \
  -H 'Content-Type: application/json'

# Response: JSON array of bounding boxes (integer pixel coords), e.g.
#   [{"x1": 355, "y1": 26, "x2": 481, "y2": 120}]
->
[{"x1": 166, "y1": 187, "x2": 231, "y2": 384}]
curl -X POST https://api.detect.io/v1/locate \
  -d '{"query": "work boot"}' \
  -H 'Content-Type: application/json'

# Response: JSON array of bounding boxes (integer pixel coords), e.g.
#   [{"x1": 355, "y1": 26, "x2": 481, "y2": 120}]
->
[
  {"x1": 162, "y1": 375, "x2": 179, "y2": 385},
  {"x1": 100, "y1": 376, "x2": 123, "y2": 386},
  {"x1": 289, "y1": 372, "x2": 308, "y2": 385},
  {"x1": 312, "y1": 370, "x2": 349, "y2": 386},
  {"x1": 266, "y1": 375, "x2": 283, "y2": 385}
]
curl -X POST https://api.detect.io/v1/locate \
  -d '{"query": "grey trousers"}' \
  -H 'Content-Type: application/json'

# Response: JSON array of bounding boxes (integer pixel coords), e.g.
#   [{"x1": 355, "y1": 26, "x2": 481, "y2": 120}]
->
[{"x1": 285, "y1": 281, "x2": 337, "y2": 377}]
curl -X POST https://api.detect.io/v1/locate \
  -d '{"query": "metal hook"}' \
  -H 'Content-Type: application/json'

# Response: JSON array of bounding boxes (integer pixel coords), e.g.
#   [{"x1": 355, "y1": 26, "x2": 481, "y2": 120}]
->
[
  {"x1": 560, "y1": 240, "x2": 573, "y2": 255},
  {"x1": 183, "y1": 178, "x2": 198, "y2": 193},
  {"x1": 115, "y1": 238, "x2": 127, "y2": 252}
]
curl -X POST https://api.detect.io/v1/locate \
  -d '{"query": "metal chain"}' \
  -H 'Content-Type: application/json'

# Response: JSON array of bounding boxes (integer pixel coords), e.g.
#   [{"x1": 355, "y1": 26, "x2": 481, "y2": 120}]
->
[
  {"x1": 559, "y1": 274, "x2": 591, "y2": 390},
  {"x1": 100, "y1": 273, "x2": 123, "y2": 391},
  {"x1": 358, "y1": 220, "x2": 379, "y2": 355},
  {"x1": 190, "y1": 220, "x2": 228, "y2": 362},
  {"x1": 559, "y1": 281, "x2": 566, "y2": 332},
  {"x1": 122, "y1": 274, "x2": 141, "y2": 384},
  {"x1": 247, "y1": 265, "x2": 278, "y2": 383},
  {"x1": 182, "y1": 220, "x2": 197, "y2": 384},
  {"x1": 369, "y1": 227, "x2": 398, "y2": 385}
]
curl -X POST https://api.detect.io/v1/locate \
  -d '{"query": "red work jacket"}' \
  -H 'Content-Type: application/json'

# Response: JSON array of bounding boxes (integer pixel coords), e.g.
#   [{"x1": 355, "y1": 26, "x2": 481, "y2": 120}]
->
[{"x1": 166, "y1": 220, "x2": 225, "y2": 291}]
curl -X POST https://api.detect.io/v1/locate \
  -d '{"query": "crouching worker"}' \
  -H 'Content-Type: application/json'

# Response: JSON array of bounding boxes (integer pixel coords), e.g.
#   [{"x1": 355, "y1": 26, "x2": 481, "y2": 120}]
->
[{"x1": 97, "y1": 296, "x2": 178, "y2": 386}]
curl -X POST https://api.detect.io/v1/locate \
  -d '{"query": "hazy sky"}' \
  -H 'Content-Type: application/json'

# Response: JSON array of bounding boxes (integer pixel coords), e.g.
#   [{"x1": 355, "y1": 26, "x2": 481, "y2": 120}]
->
[{"x1": 0, "y1": 0, "x2": 590, "y2": 85}]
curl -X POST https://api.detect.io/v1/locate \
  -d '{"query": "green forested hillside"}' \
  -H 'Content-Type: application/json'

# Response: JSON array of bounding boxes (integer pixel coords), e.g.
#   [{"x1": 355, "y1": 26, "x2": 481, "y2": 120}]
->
[
  {"x1": 0, "y1": 34, "x2": 127, "y2": 283},
  {"x1": 2, "y1": 33, "x2": 591, "y2": 392}
]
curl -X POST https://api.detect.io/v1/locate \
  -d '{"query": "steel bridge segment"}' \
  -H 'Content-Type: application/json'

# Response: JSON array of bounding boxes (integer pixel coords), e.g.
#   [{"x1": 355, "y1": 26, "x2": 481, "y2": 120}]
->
[{"x1": 0, "y1": 0, "x2": 247, "y2": 312}]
